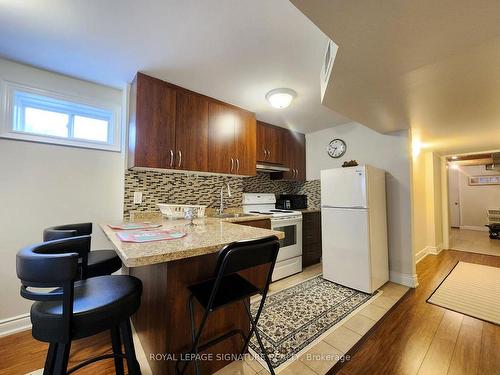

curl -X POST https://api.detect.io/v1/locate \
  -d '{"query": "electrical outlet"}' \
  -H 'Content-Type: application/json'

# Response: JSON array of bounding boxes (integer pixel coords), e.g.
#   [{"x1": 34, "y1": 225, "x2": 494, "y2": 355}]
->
[{"x1": 133, "y1": 192, "x2": 143, "y2": 204}]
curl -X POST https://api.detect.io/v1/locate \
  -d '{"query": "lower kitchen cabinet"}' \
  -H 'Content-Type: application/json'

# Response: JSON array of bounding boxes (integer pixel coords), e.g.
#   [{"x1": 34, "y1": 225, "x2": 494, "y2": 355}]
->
[
  {"x1": 235, "y1": 219, "x2": 271, "y2": 229},
  {"x1": 302, "y1": 211, "x2": 322, "y2": 267}
]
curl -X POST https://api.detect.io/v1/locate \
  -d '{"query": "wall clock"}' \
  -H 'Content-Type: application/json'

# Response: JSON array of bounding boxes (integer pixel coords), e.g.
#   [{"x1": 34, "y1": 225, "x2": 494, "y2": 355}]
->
[{"x1": 327, "y1": 139, "x2": 346, "y2": 158}]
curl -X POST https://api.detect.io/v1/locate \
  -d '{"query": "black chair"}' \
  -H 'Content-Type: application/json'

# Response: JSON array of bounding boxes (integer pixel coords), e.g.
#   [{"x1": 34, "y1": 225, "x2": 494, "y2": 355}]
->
[
  {"x1": 176, "y1": 236, "x2": 280, "y2": 375},
  {"x1": 16, "y1": 236, "x2": 143, "y2": 375},
  {"x1": 43, "y1": 222, "x2": 122, "y2": 279}
]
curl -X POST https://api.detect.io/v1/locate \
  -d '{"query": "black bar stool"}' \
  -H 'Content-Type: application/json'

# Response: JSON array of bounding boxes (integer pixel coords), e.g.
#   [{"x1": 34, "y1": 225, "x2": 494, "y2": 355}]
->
[
  {"x1": 176, "y1": 236, "x2": 280, "y2": 375},
  {"x1": 16, "y1": 236, "x2": 143, "y2": 375},
  {"x1": 43, "y1": 222, "x2": 122, "y2": 279}
]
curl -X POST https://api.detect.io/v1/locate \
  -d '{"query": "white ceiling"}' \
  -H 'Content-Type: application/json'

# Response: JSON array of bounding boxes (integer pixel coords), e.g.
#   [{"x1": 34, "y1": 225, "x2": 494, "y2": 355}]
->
[
  {"x1": 291, "y1": 0, "x2": 500, "y2": 155},
  {"x1": 0, "y1": 0, "x2": 350, "y2": 133}
]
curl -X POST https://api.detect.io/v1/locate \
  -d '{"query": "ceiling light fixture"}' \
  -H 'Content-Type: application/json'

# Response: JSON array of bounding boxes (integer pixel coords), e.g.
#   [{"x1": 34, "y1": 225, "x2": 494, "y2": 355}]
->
[
  {"x1": 266, "y1": 88, "x2": 296, "y2": 109},
  {"x1": 451, "y1": 156, "x2": 458, "y2": 160}
]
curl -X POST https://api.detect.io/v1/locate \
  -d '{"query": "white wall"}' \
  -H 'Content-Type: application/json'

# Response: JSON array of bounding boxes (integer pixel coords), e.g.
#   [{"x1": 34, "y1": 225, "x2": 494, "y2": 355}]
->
[
  {"x1": 0, "y1": 58, "x2": 125, "y2": 334},
  {"x1": 306, "y1": 122, "x2": 416, "y2": 286},
  {"x1": 458, "y1": 165, "x2": 500, "y2": 229}
]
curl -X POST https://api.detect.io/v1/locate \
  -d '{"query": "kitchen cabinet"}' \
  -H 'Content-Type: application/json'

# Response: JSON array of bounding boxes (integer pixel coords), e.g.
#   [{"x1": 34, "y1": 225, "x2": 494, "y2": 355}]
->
[
  {"x1": 302, "y1": 211, "x2": 322, "y2": 267},
  {"x1": 235, "y1": 219, "x2": 271, "y2": 230},
  {"x1": 128, "y1": 73, "x2": 256, "y2": 175},
  {"x1": 282, "y1": 130, "x2": 306, "y2": 181},
  {"x1": 256, "y1": 121, "x2": 283, "y2": 164},
  {"x1": 208, "y1": 102, "x2": 256, "y2": 176},
  {"x1": 128, "y1": 73, "x2": 176, "y2": 169},
  {"x1": 175, "y1": 91, "x2": 209, "y2": 171}
]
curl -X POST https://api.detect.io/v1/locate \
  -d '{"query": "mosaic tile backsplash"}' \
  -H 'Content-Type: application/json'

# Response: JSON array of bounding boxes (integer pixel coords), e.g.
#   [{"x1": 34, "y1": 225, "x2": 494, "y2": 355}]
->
[{"x1": 124, "y1": 170, "x2": 320, "y2": 218}]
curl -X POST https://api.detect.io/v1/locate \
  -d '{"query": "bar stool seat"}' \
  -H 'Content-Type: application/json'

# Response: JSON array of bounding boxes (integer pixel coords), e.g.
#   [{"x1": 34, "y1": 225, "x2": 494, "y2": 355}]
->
[
  {"x1": 189, "y1": 273, "x2": 260, "y2": 311},
  {"x1": 31, "y1": 275, "x2": 142, "y2": 342}
]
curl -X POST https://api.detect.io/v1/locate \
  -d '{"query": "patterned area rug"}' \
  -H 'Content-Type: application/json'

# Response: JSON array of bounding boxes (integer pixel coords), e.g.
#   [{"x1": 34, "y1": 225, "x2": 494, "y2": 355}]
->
[{"x1": 249, "y1": 276, "x2": 377, "y2": 369}]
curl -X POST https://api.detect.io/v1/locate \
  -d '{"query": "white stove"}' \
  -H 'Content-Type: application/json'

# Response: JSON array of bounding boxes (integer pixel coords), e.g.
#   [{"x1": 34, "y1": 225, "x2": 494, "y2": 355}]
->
[{"x1": 242, "y1": 193, "x2": 303, "y2": 281}]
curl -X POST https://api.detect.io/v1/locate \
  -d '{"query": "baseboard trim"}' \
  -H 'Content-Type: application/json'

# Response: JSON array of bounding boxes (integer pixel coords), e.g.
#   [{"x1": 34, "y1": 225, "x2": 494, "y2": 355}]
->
[
  {"x1": 0, "y1": 313, "x2": 31, "y2": 337},
  {"x1": 460, "y1": 225, "x2": 488, "y2": 232},
  {"x1": 390, "y1": 270, "x2": 419, "y2": 288},
  {"x1": 415, "y1": 244, "x2": 443, "y2": 264}
]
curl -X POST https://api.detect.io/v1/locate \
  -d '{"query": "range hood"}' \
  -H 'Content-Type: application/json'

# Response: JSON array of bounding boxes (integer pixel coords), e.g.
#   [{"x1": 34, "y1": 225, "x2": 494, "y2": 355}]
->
[{"x1": 256, "y1": 163, "x2": 290, "y2": 173}]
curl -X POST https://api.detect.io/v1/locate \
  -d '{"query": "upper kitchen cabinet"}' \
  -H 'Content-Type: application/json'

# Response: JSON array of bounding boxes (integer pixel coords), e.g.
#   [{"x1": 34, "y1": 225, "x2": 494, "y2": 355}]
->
[
  {"x1": 256, "y1": 121, "x2": 283, "y2": 164},
  {"x1": 128, "y1": 73, "x2": 176, "y2": 169},
  {"x1": 282, "y1": 130, "x2": 306, "y2": 181},
  {"x1": 234, "y1": 110, "x2": 256, "y2": 176},
  {"x1": 208, "y1": 102, "x2": 256, "y2": 176},
  {"x1": 175, "y1": 91, "x2": 209, "y2": 172},
  {"x1": 128, "y1": 72, "x2": 257, "y2": 175}
]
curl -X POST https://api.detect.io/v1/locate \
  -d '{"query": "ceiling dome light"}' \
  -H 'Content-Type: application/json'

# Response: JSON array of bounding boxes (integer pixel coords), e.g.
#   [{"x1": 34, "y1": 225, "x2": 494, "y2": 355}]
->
[{"x1": 266, "y1": 88, "x2": 297, "y2": 109}]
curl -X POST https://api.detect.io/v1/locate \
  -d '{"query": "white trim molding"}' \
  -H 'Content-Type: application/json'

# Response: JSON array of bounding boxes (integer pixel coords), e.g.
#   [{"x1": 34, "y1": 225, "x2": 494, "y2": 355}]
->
[
  {"x1": 0, "y1": 313, "x2": 31, "y2": 337},
  {"x1": 460, "y1": 225, "x2": 488, "y2": 232},
  {"x1": 390, "y1": 270, "x2": 419, "y2": 288},
  {"x1": 415, "y1": 244, "x2": 443, "y2": 264}
]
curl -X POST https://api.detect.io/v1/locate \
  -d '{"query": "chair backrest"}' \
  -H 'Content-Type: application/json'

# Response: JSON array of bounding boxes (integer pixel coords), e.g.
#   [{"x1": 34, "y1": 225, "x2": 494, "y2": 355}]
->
[
  {"x1": 214, "y1": 236, "x2": 280, "y2": 277},
  {"x1": 43, "y1": 222, "x2": 93, "y2": 241},
  {"x1": 16, "y1": 236, "x2": 91, "y2": 343},
  {"x1": 17, "y1": 236, "x2": 91, "y2": 288}
]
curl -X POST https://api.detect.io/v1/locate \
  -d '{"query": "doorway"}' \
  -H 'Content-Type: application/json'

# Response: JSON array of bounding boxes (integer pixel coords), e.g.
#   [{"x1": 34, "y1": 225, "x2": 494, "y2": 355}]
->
[{"x1": 446, "y1": 153, "x2": 500, "y2": 256}]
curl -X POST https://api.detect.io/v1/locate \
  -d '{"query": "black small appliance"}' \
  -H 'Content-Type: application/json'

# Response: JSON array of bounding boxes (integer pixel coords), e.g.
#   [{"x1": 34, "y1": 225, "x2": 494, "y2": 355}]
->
[{"x1": 277, "y1": 194, "x2": 307, "y2": 210}]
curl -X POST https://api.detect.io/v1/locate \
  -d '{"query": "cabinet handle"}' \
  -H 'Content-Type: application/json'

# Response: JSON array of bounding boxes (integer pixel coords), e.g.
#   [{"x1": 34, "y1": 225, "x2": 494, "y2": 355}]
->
[
  {"x1": 236, "y1": 158, "x2": 240, "y2": 172},
  {"x1": 268, "y1": 150, "x2": 271, "y2": 160},
  {"x1": 263, "y1": 149, "x2": 267, "y2": 160},
  {"x1": 265, "y1": 150, "x2": 268, "y2": 160},
  {"x1": 169, "y1": 150, "x2": 174, "y2": 168},
  {"x1": 230, "y1": 158, "x2": 234, "y2": 173},
  {"x1": 178, "y1": 150, "x2": 182, "y2": 168}
]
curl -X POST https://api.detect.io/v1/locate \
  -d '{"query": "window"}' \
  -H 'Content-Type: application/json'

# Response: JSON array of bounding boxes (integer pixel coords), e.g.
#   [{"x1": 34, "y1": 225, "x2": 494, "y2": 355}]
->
[{"x1": 1, "y1": 82, "x2": 121, "y2": 151}]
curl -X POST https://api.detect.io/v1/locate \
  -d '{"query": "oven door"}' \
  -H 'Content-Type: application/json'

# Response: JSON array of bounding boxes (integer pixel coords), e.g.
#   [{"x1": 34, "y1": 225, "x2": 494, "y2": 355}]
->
[{"x1": 271, "y1": 216, "x2": 302, "y2": 262}]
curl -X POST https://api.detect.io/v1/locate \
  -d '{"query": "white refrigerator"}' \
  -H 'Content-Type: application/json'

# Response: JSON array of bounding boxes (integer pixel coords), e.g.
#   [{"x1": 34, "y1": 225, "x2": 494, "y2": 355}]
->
[{"x1": 321, "y1": 165, "x2": 389, "y2": 293}]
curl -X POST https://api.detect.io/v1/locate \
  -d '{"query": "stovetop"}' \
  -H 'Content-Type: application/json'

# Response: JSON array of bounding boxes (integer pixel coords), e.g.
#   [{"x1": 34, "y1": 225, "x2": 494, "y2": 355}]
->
[{"x1": 242, "y1": 193, "x2": 302, "y2": 219}]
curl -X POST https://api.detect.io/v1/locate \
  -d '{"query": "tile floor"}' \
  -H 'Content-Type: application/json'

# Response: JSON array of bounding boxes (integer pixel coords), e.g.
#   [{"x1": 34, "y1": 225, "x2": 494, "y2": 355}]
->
[
  {"x1": 214, "y1": 264, "x2": 409, "y2": 375},
  {"x1": 449, "y1": 228, "x2": 500, "y2": 256}
]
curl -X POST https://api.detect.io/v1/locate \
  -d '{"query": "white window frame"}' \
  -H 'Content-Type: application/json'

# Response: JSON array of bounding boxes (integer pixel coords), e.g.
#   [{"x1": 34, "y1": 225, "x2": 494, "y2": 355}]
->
[{"x1": 1, "y1": 80, "x2": 122, "y2": 152}]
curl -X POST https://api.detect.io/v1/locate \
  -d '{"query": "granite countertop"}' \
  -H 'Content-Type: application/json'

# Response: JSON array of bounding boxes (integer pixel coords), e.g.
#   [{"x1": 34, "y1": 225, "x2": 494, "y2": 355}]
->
[{"x1": 100, "y1": 217, "x2": 283, "y2": 267}]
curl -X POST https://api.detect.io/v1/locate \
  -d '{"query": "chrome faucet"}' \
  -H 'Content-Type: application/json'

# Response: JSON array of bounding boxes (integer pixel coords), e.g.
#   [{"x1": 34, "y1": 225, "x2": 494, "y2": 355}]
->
[{"x1": 219, "y1": 183, "x2": 232, "y2": 215}]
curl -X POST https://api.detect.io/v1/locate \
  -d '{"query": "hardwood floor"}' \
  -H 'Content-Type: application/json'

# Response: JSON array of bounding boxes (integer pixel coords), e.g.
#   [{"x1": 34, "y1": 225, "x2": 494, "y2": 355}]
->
[
  {"x1": 1, "y1": 250, "x2": 498, "y2": 375},
  {"x1": 332, "y1": 250, "x2": 500, "y2": 375}
]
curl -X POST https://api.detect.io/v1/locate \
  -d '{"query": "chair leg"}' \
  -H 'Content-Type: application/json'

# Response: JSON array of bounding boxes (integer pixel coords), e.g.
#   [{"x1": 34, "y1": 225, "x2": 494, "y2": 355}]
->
[
  {"x1": 120, "y1": 320, "x2": 141, "y2": 375},
  {"x1": 43, "y1": 343, "x2": 58, "y2": 375},
  {"x1": 188, "y1": 295, "x2": 201, "y2": 375},
  {"x1": 177, "y1": 297, "x2": 210, "y2": 375},
  {"x1": 111, "y1": 326, "x2": 125, "y2": 375},
  {"x1": 52, "y1": 341, "x2": 71, "y2": 375},
  {"x1": 243, "y1": 301, "x2": 275, "y2": 375}
]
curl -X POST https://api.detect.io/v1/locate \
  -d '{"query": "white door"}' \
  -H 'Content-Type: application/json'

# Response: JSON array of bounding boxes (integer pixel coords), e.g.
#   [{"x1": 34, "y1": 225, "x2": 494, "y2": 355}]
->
[
  {"x1": 448, "y1": 168, "x2": 460, "y2": 228},
  {"x1": 321, "y1": 166, "x2": 368, "y2": 208},
  {"x1": 321, "y1": 207, "x2": 371, "y2": 292}
]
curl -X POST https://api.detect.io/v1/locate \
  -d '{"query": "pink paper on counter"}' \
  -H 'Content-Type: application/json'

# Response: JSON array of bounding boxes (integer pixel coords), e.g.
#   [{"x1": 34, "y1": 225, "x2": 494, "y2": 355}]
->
[{"x1": 116, "y1": 229, "x2": 187, "y2": 243}]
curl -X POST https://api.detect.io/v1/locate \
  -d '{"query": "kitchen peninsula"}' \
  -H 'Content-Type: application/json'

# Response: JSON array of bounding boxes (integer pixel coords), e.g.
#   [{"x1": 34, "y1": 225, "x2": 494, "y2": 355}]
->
[{"x1": 101, "y1": 217, "x2": 283, "y2": 374}]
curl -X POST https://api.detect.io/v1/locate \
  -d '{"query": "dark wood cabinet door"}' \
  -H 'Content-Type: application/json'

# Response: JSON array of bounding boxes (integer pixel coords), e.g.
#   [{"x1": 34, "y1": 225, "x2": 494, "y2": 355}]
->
[
  {"x1": 234, "y1": 110, "x2": 256, "y2": 176},
  {"x1": 131, "y1": 73, "x2": 176, "y2": 169},
  {"x1": 282, "y1": 131, "x2": 296, "y2": 179},
  {"x1": 257, "y1": 121, "x2": 283, "y2": 165},
  {"x1": 302, "y1": 211, "x2": 322, "y2": 267},
  {"x1": 208, "y1": 101, "x2": 235, "y2": 174},
  {"x1": 281, "y1": 130, "x2": 306, "y2": 181},
  {"x1": 175, "y1": 91, "x2": 209, "y2": 172},
  {"x1": 294, "y1": 132, "x2": 306, "y2": 181},
  {"x1": 256, "y1": 121, "x2": 268, "y2": 163},
  {"x1": 265, "y1": 125, "x2": 283, "y2": 164},
  {"x1": 235, "y1": 219, "x2": 271, "y2": 229}
]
